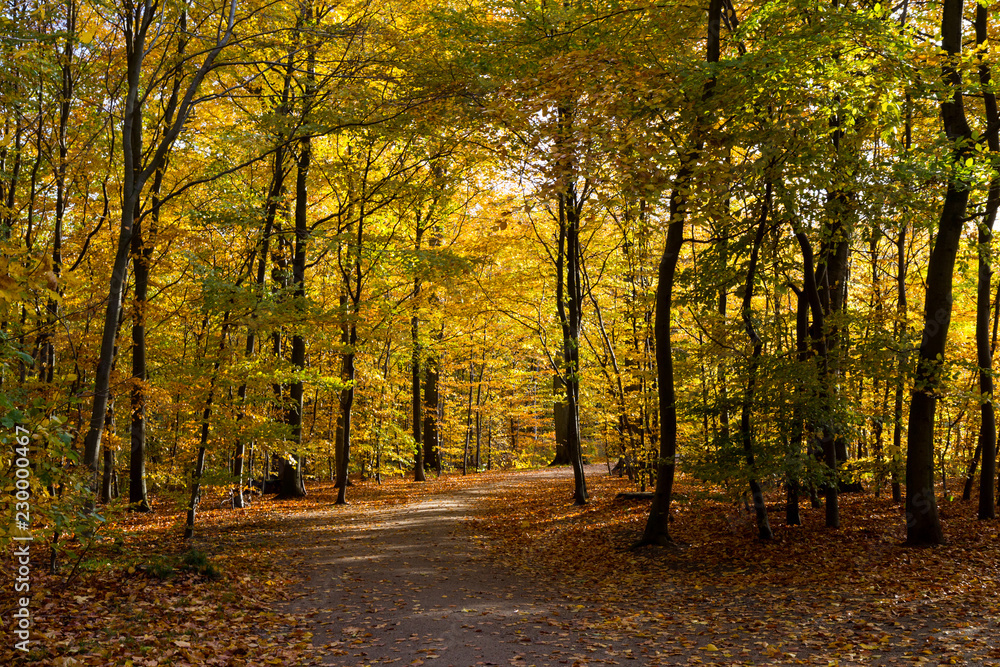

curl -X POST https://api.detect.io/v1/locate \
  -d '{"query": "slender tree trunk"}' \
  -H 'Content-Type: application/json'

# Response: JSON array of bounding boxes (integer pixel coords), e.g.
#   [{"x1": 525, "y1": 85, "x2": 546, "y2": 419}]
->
[
  {"x1": 739, "y1": 184, "x2": 773, "y2": 540},
  {"x1": 185, "y1": 318, "x2": 230, "y2": 539},
  {"x1": 337, "y1": 164, "x2": 366, "y2": 502},
  {"x1": 82, "y1": 0, "x2": 235, "y2": 489},
  {"x1": 639, "y1": 0, "x2": 723, "y2": 546},
  {"x1": 278, "y1": 8, "x2": 315, "y2": 499},
  {"x1": 464, "y1": 362, "x2": 473, "y2": 475},
  {"x1": 99, "y1": 399, "x2": 116, "y2": 504},
  {"x1": 279, "y1": 131, "x2": 311, "y2": 500},
  {"x1": 892, "y1": 219, "x2": 908, "y2": 503},
  {"x1": 423, "y1": 346, "x2": 440, "y2": 471},
  {"x1": 564, "y1": 175, "x2": 588, "y2": 504},
  {"x1": 786, "y1": 286, "x2": 807, "y2": 526},
  {"x1": 412, "y1": 284, "x2": 425, "y2": 482},
  {"x1": 474, "y1": 359, "x2": 484, "y2": 471},
  {"x1": 129, "y1": 13, "x2": 187, "y2": 513},
  {"x1": 976, "y1": 2, "x2": 999, "y2": 520},
  {"x1": 39, "y1": 1, "x2": 75, "y2": 384},
  {"x1": 793, "y1": 221, "x2": 840, "y2": 528},
  {"x1": 184, "y1": 445, "x2": 208, "y2": 540}
]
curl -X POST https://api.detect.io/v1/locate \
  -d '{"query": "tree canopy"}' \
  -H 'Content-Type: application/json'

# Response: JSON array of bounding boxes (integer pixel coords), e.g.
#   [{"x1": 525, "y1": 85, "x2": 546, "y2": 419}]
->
[{"x1": 4, "y1": 0, "x2": 1000, "y2": 557}]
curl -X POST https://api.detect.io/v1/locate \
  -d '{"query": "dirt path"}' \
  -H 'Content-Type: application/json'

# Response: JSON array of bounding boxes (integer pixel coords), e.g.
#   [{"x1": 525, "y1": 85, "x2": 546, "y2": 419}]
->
[
  {"x1": 271, "y1": 467, "x2": 1000, "y2": 667},
  {"x1": 279, "y1": 466, "x2": 641, "y2": 666}
]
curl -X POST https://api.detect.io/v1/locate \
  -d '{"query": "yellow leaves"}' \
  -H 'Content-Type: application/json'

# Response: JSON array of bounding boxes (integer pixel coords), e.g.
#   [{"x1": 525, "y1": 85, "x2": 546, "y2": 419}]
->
[{"x1": 0, "y1": 252, "x2": 58, "y2": 304}]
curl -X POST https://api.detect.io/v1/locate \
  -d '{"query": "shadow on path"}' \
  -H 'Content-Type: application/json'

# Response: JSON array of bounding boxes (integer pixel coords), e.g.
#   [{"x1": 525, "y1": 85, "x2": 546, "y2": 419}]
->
[{"x1": 279, "y1": 467, "x2": 640, "y2": 666}]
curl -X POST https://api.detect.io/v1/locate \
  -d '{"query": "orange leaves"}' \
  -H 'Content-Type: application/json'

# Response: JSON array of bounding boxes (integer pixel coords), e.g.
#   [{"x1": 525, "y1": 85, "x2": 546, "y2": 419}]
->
[{"x1": 461, "y1": 466, "x2": 1000, "y2": 665}]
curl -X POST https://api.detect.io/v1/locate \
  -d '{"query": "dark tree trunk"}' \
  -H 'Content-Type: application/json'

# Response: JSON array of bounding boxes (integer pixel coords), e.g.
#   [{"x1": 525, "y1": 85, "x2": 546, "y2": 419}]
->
[
  {"x1": 411, "y1": 207, "x2": 426, "y2": 482},
  {"x1": 551, "y1": 127, "x2": 587, "y2": 503},
  {"x1": 279, "y1": 114, "x2": 313, "y2": 501},
  {"x1": 82, "y1": 0, "x2": 235, "y2": 492},
  {"x1": 739, "y1": 184, "x2": 773, "y2": 540},
  {"x1": 892, "y1": 217, "x2": 908, "y2": 503},
  {"x1": 184, "y1": 444, "x2": 208, "y2": 540},
  {"x1": 794, "y1": 231, "x2": 838, "y2": 528},
  {"x1": 976, "y1": 2, "x2": 999, "y2": 520},
  {"x1": 128, "y1": 221, "x2": 152, "y2": 512},
  {"x1": 550, "y1": 374, "x2": 571, "y2": 465},
  {"x1": 337, "y1": 344, "x2": 356, "y2": 501},
  {"x1": 463, "y1": 362, "x2": 474, "y2": 475},
  {"x1": 786, "y1": 286, "x2": 808, "y2": 526},
  {"x1": 39, "y1": 2, "x2": 75, "y2": 385},
  {"x1": 474, "y1": 358, "x2": 484, "y2": 470},
  {"x1": 278, "y1": 12, "x2": 316, "y2": 500},
  {"x1": 639, "y1": 0, "x2": 723, "y2": 546},
  {"x1": 638, "y1": 162, "x2": 686, "y2": 546},
  {"x1": 423, "y1": 348, "x2": 440, "y2": 471},
  {"x1": 412, "y1": 304, "x2": 425, "y2": 482},
  {"x1": 337, "y1": 159, "x2": 367, "y2": 501},
  {"x1": 99, "y1": 398, "x2": 116, "y2": 504},
  {"x1": 129, "y1": 8, "x2": 187, "y2": 514},
  {"x1": 906, "y1": 0, "x2": 970, "y2": 545},
  {"x1": 235, "y1": 25, "x2": 296, "y2": 508}
]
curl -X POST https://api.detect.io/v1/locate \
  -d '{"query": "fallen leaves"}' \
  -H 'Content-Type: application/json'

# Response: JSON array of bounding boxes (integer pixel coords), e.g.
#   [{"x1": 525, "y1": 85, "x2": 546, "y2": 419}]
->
[
  {"x1": 8, "y1": 467, "x2": 1000, "y2": 666},
  {"x1": 465, "y1": 468, "x2": 1000, "y2": 665}
]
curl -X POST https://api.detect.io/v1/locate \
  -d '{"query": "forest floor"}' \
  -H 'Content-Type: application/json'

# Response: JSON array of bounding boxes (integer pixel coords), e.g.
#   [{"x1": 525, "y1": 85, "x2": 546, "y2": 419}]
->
[{"x1": 6, "y1": 464, "x2": 1000, "y2": 665}]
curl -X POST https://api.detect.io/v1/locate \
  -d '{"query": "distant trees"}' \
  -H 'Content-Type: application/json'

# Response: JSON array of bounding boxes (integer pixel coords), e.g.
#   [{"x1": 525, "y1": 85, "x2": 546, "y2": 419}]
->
[{"x1": 5, "y1": 0, "x2": 1000, "y2": 552}]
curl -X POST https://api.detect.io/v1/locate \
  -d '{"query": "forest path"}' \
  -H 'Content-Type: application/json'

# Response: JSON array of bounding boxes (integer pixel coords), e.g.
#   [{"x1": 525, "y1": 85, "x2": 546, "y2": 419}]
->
[
  {"x1": 268, "y1": 466, "x2": 994, "y2": 667},
  {"x1": 278, "y1": 465, "x2": 643, "y2": 666}
]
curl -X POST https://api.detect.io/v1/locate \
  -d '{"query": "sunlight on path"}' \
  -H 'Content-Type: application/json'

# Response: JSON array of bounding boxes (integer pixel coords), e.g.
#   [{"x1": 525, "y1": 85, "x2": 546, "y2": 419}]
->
[{"x1": 281, "y1": 467, "x2": 647, "y2": 666}]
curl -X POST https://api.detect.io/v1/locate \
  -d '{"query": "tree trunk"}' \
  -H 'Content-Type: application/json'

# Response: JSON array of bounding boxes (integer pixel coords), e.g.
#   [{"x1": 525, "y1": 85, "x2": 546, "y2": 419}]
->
[
  {"x1": 82, "y1": 0, "x2": 235, "y2": 492},
  {"x1": 786, "y1": 286, "x2": 808, "y2": 526},
  {"x1": 892, "y1": 217, "x2": 908, "y2": 503},
  {"x1": 412, "y1": 305, "x2": 426, "y2": 481},
  {"x1": 739, "y1": 183, "x2": 773, "y2": 541},
  {"x1": 550, "y1": 374, "x2": 571, "y2": 465},
  {"x1": 337, "y1": 156, "x2": 367, "y2": 501},
  {"x1": 423, "y1": 348, "x2": 440, "y2": 472},
  {"x1": 278, "y1": 105, "x2": 313, "y2": 500},
  {"x1": 794, "y1": 231, "x2": 838, "y2": 528},
  {"x1": 556, "y1": 107, "x2": 587, "y2": 505},
  {"x1": 906, "y1": 0, "x2": 970, "y2": 545},
  {"x1": 337, "y1": 347, "x2": 356, "y2": 503},
  {"x1": 639, "y1": 0, "x2": 723, "y2": 546},
  {"x1": 976, "y1": 2, "x2": 999, "y2": 520},
  {"x1": 99, "y1": 398, "x2": 116, "y2": 504},
  {"x1": 129, "y1": 9, "x2": 188, "y2": 514},
  {"x1": 38, "y1": 2, "x2": 75, "y2": 384},
  {"x1": 184, "y1": 445, "x2": 208, "y2": 540},
  {"x1": 638, "y1": 165, "x2": 686, "y2": 546},
  {"x1": 464, "y1": 362, "x2": 474, "y2": 474}
]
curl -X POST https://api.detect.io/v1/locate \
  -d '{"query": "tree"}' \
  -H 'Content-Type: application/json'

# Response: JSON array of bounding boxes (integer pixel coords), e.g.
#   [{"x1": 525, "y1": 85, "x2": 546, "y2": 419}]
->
[
  {"x1": 905, "y1": 0, "x2": 971, "y2": 545},
  {"x1": 640, "y1": 0, "x2": 723, "y2": 547},
  {"x1": 81, "y1": 0, "x2": 238, "y2": 495},
  {"x1": 974, "y1": 1, "x2": 999, "y2": 521}
]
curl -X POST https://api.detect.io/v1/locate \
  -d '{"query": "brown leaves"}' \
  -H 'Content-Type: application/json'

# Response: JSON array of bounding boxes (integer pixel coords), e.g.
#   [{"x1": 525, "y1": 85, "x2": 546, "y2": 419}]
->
[
  {"x1": 13, "y1": 469, "x2": 1000, "y2": 665},
  {"x1": 466, "y1": 468, "x2": 1000, "y2": 665}
]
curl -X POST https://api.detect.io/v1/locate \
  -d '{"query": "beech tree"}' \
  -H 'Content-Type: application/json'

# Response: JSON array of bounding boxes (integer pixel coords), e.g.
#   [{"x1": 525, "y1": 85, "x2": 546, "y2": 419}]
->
[
  {"x1": 905, "y1": 0, "x2": 970, "y2": 546},
  {"x1": 81, "y1": 0, "x2": 239, "y2": 496}
]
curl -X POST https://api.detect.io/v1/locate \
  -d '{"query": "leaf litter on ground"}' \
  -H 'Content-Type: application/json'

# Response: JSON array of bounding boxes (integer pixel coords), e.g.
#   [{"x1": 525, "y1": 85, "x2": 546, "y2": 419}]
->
[{"x1": 5, "y1": 467, "x2": 1000, "y2": 666}]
